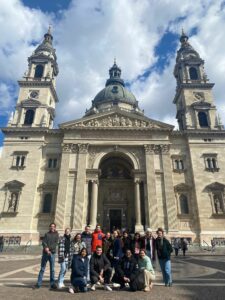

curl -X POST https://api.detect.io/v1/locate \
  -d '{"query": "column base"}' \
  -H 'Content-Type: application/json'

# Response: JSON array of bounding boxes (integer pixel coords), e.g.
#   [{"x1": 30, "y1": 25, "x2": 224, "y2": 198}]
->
[{"x1": 135, "y1": 224, "x2": 144, "y2": 233}]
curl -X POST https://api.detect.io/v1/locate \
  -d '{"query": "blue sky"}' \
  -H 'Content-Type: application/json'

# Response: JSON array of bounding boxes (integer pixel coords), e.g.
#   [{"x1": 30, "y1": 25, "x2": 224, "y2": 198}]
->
[{"x1": 1, "y1": 0, "x2": 225, "y2": 152}]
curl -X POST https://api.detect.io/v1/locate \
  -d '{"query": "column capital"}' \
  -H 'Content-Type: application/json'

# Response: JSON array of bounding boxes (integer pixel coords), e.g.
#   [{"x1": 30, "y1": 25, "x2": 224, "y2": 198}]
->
[
  {"x1": 144, "y1": 144, "x2": 170, "y2": 154},
  {"x1": 134, "y1": 179, "x2": 141, "y2": 185},
  {"x1": 78, "y1": 143, "x2": 89, "y2": 154},
  {"x1": 91, "y1": 179, "x2": 99, "y2": 185},
  {"x1": 62, "y1": 143, "x2": 78, "y2": 153}
]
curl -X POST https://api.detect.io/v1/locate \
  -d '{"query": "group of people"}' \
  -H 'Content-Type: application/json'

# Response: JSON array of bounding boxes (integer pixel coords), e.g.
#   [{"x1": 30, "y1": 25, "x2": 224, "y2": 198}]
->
[
  {"x1": 173, "y1": 237, "x2": 189, "y2": 256},
  {"x1": 34, "y1": 223, "x2": 173, "y2": 293}
]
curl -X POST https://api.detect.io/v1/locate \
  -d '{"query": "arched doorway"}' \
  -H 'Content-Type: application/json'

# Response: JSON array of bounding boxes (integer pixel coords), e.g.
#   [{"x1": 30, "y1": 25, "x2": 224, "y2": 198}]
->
[{"x1": 98, "y1": 154, "x2": 135, "y2": 232}]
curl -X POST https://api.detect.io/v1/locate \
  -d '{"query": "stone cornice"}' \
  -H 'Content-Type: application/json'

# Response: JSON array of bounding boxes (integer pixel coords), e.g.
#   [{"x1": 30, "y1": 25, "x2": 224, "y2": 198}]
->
[
  {"x1": 61, "y1": 143, "x2": 89, "y2": 153},
  {"x1": 1, "y1": 127, "x2": 62, "y2": 135},
  {"x1": 171, "y1": 129, "x2": 225, "y2": 137},
  {"x1": 18, "y1": 80, "x2": 59, "y2": 102}
]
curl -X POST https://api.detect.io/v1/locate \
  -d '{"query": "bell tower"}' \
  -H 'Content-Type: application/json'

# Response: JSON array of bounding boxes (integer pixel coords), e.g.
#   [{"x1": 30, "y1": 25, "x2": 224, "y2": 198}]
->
[
  {"x1": 8, "y1": 26, "x2": 59, "y2": 128},
  {"x1": 173, "y1": 30, "x2": 223, "y2": 131}
]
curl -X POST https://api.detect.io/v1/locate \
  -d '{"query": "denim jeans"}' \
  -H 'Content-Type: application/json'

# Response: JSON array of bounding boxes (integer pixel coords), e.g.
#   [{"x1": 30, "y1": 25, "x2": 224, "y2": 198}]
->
[
  {"x1": 58, "y1": 261, "x2": 68, "y2": 286},
  {"x1": 87, "y1": 254, "x2": 91, "y2": 282},
  {"x1": 37, "y1": 253, "x2": 55, "y2": 287},
  {"x1": 158, "y1": 258, "x2": 172, "y2": 285},
  {"x1": 72, "y1": 277, "x2": 87, "y2": 292}
]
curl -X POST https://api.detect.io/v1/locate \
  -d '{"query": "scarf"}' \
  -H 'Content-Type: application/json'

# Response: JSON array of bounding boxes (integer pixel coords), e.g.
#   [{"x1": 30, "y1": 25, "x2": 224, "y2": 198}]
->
[{"x1": 64, "y1": 234, "x2": 71, "y2": 256}]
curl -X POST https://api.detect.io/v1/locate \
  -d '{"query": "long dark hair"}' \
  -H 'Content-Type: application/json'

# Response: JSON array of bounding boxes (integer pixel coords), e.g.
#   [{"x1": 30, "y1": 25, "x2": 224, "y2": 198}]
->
[{"x1": 79, "y1": 247, "x2": 87, "y2": 256}]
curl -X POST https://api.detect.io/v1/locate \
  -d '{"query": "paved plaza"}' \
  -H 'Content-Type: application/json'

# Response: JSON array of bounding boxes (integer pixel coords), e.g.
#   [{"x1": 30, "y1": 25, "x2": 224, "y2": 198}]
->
[{"x1": 0, "y1": 251, "x2": 225, "y2": 300}]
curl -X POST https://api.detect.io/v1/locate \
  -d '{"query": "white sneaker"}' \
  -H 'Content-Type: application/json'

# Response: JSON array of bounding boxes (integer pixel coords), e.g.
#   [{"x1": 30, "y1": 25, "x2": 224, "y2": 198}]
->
[
  {"x1": 58, "y1": 283, "x2": 65, "y2": 289},
  {"x1": 90, "y1": 284, "x2": 96, "y2": 291},
  {"x1": 68, "y1": 287, "x2": 74, "y2": 294},
  {"x1": 104, "y1": 284, "x2": 112, "y2": 291},
  {"x1": 113, "y1": 283, "x2": 120, "y2": 288},
  {"x1": 96, "y1": 281, "x2": 101, "y2": 285}
]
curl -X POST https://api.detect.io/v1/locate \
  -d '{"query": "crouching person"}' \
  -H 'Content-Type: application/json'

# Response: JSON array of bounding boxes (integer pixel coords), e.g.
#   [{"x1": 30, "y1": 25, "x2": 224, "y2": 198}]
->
[
  {"x1": 112, "y1": 249, "x2": 139, "y2": 291},
  {"x1": 138, "y1": 249, "x2": 155, "y2": 292},
  {"x1": 90, "y1": 245, "x2": 112, "y2": 291},
  {"x1": 70, "y1": 248, "x2": 88, "y2": 293}
]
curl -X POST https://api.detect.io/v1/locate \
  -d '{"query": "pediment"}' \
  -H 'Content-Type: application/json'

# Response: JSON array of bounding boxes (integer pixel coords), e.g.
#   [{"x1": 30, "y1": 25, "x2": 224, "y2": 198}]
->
[
  {"x1": 205, "y1": 182, "x2": 225, "y2": 191},
  {"x1": 4, "y1": 180, "x2": 25, "y2": 188},
  {"x1": 60, "y1": 109, "x2": 174, "y2": 131}
]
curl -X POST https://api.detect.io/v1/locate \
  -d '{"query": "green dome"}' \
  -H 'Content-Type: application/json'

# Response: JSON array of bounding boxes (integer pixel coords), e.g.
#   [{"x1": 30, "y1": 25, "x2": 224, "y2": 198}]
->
[
  {"x1": 93, "y1": 61, "x2": 137, "y2": 106},
  {"x1": 93, "y1": 83, "x2": 137, "y2": 105}
]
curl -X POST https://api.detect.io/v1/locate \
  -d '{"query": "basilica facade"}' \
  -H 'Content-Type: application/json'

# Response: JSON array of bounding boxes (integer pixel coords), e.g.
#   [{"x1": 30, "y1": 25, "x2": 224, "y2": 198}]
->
[{"x1": 0, "y1": 29, "x2": 225, "y2": 245}]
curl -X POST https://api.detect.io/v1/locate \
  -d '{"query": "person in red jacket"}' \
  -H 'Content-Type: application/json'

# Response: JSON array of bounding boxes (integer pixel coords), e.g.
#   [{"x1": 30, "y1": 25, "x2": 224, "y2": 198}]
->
[{"x1": 91, "y1": 225, "x2": 105, "y2": 253}]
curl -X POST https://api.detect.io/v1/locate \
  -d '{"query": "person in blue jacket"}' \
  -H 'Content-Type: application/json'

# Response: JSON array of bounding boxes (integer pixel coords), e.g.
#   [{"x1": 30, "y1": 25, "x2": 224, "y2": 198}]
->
[{"x1": 69, "y1": 248, "x2": 88, "y2": 293}]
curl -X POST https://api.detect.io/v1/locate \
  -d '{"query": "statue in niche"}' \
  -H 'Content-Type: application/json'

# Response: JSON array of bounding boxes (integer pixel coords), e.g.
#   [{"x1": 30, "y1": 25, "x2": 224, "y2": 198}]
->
[
  {"x1": 213, "y1": 195, "x2": 223, "y2": 214},
  {"x1": 107, "y1": 117, "x2": 112, "y2": 127},
  {"x1": 8, "y1": 192, "x2": 18, "y2": 212},
  {"x1": 113, "y1": 115, "x2": 120, "y2": 126}
]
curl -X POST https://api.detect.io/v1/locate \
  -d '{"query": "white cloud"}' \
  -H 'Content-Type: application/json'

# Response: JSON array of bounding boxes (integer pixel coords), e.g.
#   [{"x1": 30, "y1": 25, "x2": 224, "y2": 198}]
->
[{"x1": 0, "y1": 0, "x2": 225, "y2": 127}]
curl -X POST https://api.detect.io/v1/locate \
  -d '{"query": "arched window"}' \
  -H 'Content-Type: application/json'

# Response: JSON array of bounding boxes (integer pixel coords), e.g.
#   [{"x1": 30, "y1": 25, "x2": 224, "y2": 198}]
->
[
  {"x1": 34, "y1": 65, "x2": 44, "y2": 78},
  {"x1": 42, "y1": 193, "x2": 52, "y2": 213},
  {"x1": 198, "y1": 111, "x2": 208, "y2": 127},
  {"x1": 175, "y1": 160, "x2": 179, "y2": 169},
  {"x1": 24, "y1": 109, "x2": 35, "y2": 125},
  {"x1": 180, "y1": 194, "x2": 189, "y2": 214},
  {"x1": 189, "y1": 67, "x2": 198, "y2": 80}
]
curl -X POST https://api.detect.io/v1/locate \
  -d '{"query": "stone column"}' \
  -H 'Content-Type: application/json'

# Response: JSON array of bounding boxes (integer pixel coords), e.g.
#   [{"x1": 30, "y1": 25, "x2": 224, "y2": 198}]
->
[
  {"x1": 144, "y1": 145, "x2": 158, "y2": 229},
  {"x1": 73, "y1": 144, "x2": 89, "y2": 231},
  {"x1": 161, "y1": 144, "x2": 178, "y2": 232},
  {"x1": 134, "y1": 180, "x2": 143, "y2": 232},
  {"x1": 89, "y1": 180, "x2": 98, "y2": 229},
  {"x1": 55, "y1": 143, "x2": 74, "y2": 230},
  {"x1": 82, "y1": 180, "x2": 90, "y2": 226}
]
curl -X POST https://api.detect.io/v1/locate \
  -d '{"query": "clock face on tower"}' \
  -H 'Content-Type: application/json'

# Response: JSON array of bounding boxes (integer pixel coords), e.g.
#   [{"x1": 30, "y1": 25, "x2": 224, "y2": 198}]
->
[{"x1": 30, "y1": 90, "x2": 39, "y2": 99}]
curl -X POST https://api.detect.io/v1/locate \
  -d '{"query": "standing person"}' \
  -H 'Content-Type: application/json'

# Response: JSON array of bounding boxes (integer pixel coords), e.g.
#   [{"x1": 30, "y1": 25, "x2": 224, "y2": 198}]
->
[
  {"x1": 81, "y1": 225, "x2": 92, "y2": 281},
  {"x1": 155, "y1": 228, "x2": 173, "y2": 287},
  {"x1": 57, "y1": 228, "x2": 72, "y2": 288},
  {"x1": 121, "y1": 231, "x2": 131, "y2": 254},
  {"x1": 181, "y1": 238, "x2": 188, "y2": 256},
  {"x1": 70, "y1": 248, "x2": 89, "y2": 293},
  {"x1": 138, "y1": 249, "x2": 155, "y2": 292},
  {"x1": 103, "y1": 232, "x2": 113, "y2": 262},
  {"x1": 90, "y1": 245, "x2": 113, "y2": 291},
  {"x1": 72, "y1": 233, "x2": 86, "y2": 255},
  {"x1": 111, "y1": 230, "x2": 123, "y2": 269},
  {"x1": 211, "y1": 239, "x2": 216, "y2": 253},
  {"x1": 112, "y1": 249, "x2": 139, "y2": 291},
  {"x1": 91, "y1": 225, "x2": 105, "y2": 253},
  {"x1": 131, "y1": 232, "x2": 142, "y2": 260},
  {"x1": 142, "y1": 228, "x2": 156, "y2": 262},
  {"x1": 34, "y1": 223, "x2": 59, "y2": 289},
  {"x1": 173, "y1": 238, "x2": 181, "y2": 257}
]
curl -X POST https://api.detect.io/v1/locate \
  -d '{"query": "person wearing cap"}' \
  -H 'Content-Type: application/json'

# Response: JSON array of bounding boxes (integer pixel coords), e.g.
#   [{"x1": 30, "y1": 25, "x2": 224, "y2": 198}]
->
[{"x1": 141, "y1": 228, "x2": 156, "y2": 262}]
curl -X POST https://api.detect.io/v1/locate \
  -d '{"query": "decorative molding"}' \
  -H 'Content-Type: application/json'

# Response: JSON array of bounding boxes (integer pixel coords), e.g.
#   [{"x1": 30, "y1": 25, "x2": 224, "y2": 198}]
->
[
  {"x1": 62, "y1": 143, "x2": 78, "y2": 153},
  {"x1": 144, "y1": 144, "x2": 170, "y2": 154},
  {"x1": 78, "y1": 143, "x2": 89, "y2": 154},
  {"x1": 71, "y1": 114, "x2": 159, "y2": 129}
]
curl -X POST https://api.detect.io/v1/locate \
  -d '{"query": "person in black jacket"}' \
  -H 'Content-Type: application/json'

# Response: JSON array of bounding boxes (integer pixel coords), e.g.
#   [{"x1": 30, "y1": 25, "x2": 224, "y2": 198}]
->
[
  {"x1": 70, "y1": 248, "x2": 88, "y2": 293},
  {"x1": 112, "y1": 249, "x2": 139, "y2": 291},
  {"x1": 121, "y1": 231, "x2": 131, "y2": 254},
  {"x1": 90, "y1": 245, "x2": 113, "y2": 291},
  {"x1": 155, "y1": 228, "x2": 173, "y2": 287}
]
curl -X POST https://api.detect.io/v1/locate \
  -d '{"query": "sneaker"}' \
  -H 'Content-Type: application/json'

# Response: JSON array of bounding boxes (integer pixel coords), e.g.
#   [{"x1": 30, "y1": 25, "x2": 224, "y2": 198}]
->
[
  {"x1": 125, "y1": 283, "x2": 130, "y2": 288},
  {"x1": 50, "y1": 283, "x2": 58, "y2": 290},
  {"x1": 144, "y1": 286, "x2": 150, "y2": 292},
  {"x1": 90, "y1": 284, "x2": 96, "y2": 291},
  {"x1": 168, "y1": 282, "x2": 173, "y2": 287},
  {"x1": 58, "y1": 283, "x2": 65, "y2": 289},
  {"x1": 96, "y1": 281, "x2": 101, "y2": 285},
  {"x1": 32, "y1": 284, "x2": 40, "y2": 289},
  {"x1": 68, "y1": 287, "x2": 74, "y2": 294},
  {"x1": 113, "y1": 283, "x2": 120, "y2": 288},
  {"x1": 104, "y1": 284, "x2": 112, "y2": 291}
]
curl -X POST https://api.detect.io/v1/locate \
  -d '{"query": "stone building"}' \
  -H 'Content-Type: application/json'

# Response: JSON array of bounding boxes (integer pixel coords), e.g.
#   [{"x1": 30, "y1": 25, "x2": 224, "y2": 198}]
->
[{"x1": 0, "y1": 29, "x2": 225, "y2": 245}]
